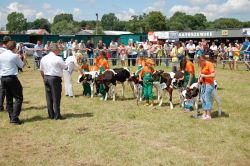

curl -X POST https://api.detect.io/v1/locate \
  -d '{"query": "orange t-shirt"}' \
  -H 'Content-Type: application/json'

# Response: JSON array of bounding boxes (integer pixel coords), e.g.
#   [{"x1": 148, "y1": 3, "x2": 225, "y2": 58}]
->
[
  {"x1": 82, "y1": 64, "x2": 91, "y2": 72},
  {"x1": 93, "y1": 56, "x2": 100, "y2": 71},
  {"x1": 185, "y1": 61, "x2": 195, "y2": 75},
  {"x1": 140, "y1": 66, "x2": 155, "y2": 78},
  {"x1": 136, "y1": 58, "x2": 145, "y2": 66},
  {"x1": 99, "y1": 58, "x2": 110, "y2": 70},
  {"x1": 201, "y1": 61, "x2": 215, "y2": 84}
]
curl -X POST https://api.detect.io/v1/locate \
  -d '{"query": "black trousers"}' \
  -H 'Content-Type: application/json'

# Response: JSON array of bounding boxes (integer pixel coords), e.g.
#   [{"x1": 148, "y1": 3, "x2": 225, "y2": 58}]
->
[
  {"x1": 1, "y1": 76, "x2": 23, "y2": 120},
  {"x1": 0, "y1": 83, "x2": 6, "y2": 111},
  {"x1": 44, "y1": 75, "x2": 62, "y2": 119},
  {"x1": 188, "y1": 53, "x2": 195, "y2": 62}
]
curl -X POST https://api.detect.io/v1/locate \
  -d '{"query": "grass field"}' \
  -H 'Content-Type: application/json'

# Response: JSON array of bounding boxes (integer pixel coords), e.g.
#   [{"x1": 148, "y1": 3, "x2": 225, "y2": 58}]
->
[{"x1": 0, "y1": 61, "x2": 249, "y2": 166}]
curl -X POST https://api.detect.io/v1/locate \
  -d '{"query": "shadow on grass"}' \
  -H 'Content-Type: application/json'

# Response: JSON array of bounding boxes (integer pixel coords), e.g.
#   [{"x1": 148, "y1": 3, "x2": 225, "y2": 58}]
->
[
  {"x1": 116, "y1": 96, "x2": 136, "y2": 101},
  {"x1": 63, "y1": 112, "x2": 93, "y2": 119},
  {"x1": 212, "y1": 111, "x2": 229, "y2": 118},
  {"x1": 190, "y1": 111, "x2": 229, "y2": 119},
  {"x1": 23, "y1": 116, "x2": 48, "y2": 123},
  {"x1": 217, "y1": 88, "x2": 224, "y2": 91},
  {"x1": 22, "y1": 105, "x2": 47, "y2": 111}
]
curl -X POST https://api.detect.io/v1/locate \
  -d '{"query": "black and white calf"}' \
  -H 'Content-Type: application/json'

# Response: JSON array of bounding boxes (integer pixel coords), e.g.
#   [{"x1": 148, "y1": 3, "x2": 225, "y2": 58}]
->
[
  {"x1": 128, "y1": 74, "x2": 143, "y2": 101},
  {"x1": 96, "y1": 67, "x2": 131, "y2": 101},
  {"x1": 77, "y1": 71, "x2": 99, "y2": 98}
]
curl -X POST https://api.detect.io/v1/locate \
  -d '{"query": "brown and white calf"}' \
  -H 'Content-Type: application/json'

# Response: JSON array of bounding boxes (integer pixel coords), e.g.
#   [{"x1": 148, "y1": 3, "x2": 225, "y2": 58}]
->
[{"x1": 150, "y1": 70, "x2": 184, "y2": 109}]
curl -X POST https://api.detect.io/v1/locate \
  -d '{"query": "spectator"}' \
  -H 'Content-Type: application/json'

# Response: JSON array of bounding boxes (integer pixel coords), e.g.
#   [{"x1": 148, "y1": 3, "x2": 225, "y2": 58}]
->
[
  {"x1": 119, "y1": 44, "x2": 126, "y2": 66},
  {"x1": 34, "y1": 40, "x2": 44, "y2": 69},
  {"x1": 40, "y1": 43, "x2": 67, "y2": 120},
  {"x1": 126, "y1": 42, "x2": 133, "y2": 67},
  {"x1": 131, "y1": 42, "x2": 138, "y2": 66},
  {"x1": 241, "y1": 37, "x2": 250, "y2": 71},
  {"x1": 72, "y1": 40, "x2": 79, "y2": 56},
  {"x1": 96, "y1": 40, "x2": 106, "y2": 53},
  {"x1": 186, "y1": 40, "x2": 196, "y2": 62},
  {"x1": 163, "y1": 42, "x2": 172, "y2": 66},
  {"x1": 227, "y1": 43, "x2": 234, "y2": 70},
  {"x1": 78, "y1": 40, "x2": 86, "y2": 54},
  {"x1": 218, "y1": 43, "x2": 227, "y2": 69},
  {"x1": 86, "y1": 40, "x2": 94, "y2": 65},
  {"x1": 170, "y1": 42, "x2": 180, "y2": 72},
  {"x1": 44, "y1": 41, "x2": 51, "y2": 55},
  {"x1": 0, "y1": 41, "x2": 25, "y2": 124},
  {"x1": 233, "y1": 43, "x2": 240, "y2": 70},
  {"x1": 109, "y1": 39, "x2": 118, "y2": 66}
]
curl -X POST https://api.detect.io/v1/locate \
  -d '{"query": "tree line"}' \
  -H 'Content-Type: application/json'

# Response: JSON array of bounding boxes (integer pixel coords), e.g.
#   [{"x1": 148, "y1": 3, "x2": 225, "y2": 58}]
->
[{"x1": 6, "y1": 11, "x2": 250, "y2": 35}]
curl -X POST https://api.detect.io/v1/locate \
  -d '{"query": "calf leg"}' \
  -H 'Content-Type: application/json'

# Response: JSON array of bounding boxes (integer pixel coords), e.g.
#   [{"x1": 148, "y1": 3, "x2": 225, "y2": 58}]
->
[
  {"x1": 122, "y1": 83, "x2": 125, "y2": 98},
  {"x1": 130, "y1": 82, "x2": 136, "y2": 98},
  {"x1": 169, "y1": 89, "x2": 173, "y2": 109},
  {"x1": 90, "y1": 82, "x2": 94, "y2": 98},
  {"x1": 158, "y1": 90, "x2": 163, "y2": 107},
  {"x1": 112, "y1": 85, "x2": 116, "y2": 101},
  {"x1": 139, "y1": 86, "x2": 143, "y2": 101}
]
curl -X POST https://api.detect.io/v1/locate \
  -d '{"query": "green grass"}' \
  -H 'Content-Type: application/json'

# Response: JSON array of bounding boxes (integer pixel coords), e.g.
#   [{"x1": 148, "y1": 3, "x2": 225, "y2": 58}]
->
[{"x1": 0, "y1": 62, "x2": 249, "y2": 166}]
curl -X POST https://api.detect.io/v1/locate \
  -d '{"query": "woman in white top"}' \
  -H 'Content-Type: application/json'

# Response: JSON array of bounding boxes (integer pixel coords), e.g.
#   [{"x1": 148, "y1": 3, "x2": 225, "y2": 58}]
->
[{"x1": 63, "y1": 53, "x2": 83, "y2": 97}]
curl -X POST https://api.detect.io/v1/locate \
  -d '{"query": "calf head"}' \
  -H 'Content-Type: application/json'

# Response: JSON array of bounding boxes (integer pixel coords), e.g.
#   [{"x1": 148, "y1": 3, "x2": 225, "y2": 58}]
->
[
  {"x1": 185, "y1": 87, "x2": 199, "y2": 99},
  {"x1": 173, "y1": 70, "x2": 184, "y2": 89},
  {"x1": 150, "y1": 70, "x2": 164, "y2": 82}
]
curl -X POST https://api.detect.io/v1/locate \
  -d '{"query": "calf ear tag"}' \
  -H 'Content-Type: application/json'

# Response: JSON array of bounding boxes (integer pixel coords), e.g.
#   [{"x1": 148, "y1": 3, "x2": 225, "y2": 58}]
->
[{"x1": 160, "y1": 83, "x2": 167, "y2": 89}]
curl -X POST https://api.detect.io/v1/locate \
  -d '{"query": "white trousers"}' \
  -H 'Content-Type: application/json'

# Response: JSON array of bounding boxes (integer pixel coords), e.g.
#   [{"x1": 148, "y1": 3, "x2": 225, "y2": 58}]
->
[{"x1": 63, "y1": 70, "x2": 74, "y2": 96}]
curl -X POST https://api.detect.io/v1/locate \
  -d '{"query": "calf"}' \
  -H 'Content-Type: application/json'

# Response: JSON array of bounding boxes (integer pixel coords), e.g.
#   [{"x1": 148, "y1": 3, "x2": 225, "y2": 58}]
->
[
  {"x1": 77, "y1": 71, "x2": 99, "y2": 98},
  {"x1": 182, "y1": 80, "x2": 222, "y2": 117},
  {"x1": 150, "y1": 70, "x2": 184, "y2": 109},
  {"x1": 96, "y1": 67, "x2": 131, "y2": 101},
  {"x1": 128, "y1": 74, "x2": 143, "y2": 101}
]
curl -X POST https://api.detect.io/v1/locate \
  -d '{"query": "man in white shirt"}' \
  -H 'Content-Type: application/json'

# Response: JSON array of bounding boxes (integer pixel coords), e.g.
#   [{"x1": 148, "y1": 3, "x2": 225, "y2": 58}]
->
[
  {"x1": 186, "y1": 40, "x2": 196, "y2": 62},
  {"x1": 109, "y1": 40, "x2": 118, "y2": 66},
  {"x1": 0, "y1": 41, "x2": 24, "y2": 125},
  {"x1": 0, "y1": 36, "x2": 11, "y2": 112},
  {"x1": 40, "y1": 43, "x2": 67, "y2": 120}
]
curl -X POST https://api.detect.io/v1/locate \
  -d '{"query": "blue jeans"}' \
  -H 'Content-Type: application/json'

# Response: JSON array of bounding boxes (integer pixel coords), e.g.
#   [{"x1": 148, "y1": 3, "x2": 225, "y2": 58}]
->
[
  {"x1": 201, "y1": 84, "x2": 214, "y2": 111},
  {"x1": 88, "y1": 53, "x2": 94, "y2": 65},
  {"x1": 111, "y1": 51, "x2": 117, "y2": 66}
]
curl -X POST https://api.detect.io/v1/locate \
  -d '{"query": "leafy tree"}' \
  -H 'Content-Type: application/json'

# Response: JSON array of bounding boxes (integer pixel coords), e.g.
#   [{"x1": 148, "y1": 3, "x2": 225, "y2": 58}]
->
[
  {"x1": 169, "y1": 12, "x2": 187, "y2": 30},
  {"x1": 243, "y1": 21, "x2": 250, "y2": 28},
  {"x1": 51, "y1": 20, "x2": 80, "y2": 35},
  {"x1": 6, "y1": 12, "x2": 27, "y2": 34},
  {"x1": 32, "y1": 18, "x2": 51, "y2": 32},
  {"x1": 53, "y1": 13, "x2": 73, "y2": 24},
  {"x1": 101, "y1": 13, "x2": 119, "y2": 30},
  {"x1": 192, "y1": 13, "x2": 207, "y2": 30},
  {"x1": 144, "y1": 11, "x2": 167, "y2": 31},
  {"x1": 212, "y1": 18, "x2": 243, "y2": 29}
]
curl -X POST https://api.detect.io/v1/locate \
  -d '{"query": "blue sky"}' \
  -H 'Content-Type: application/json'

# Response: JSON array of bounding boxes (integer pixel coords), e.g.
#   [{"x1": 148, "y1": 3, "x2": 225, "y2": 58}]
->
[{"x1": 0, "y1": 0, "x2": 249, "y2": 28}]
